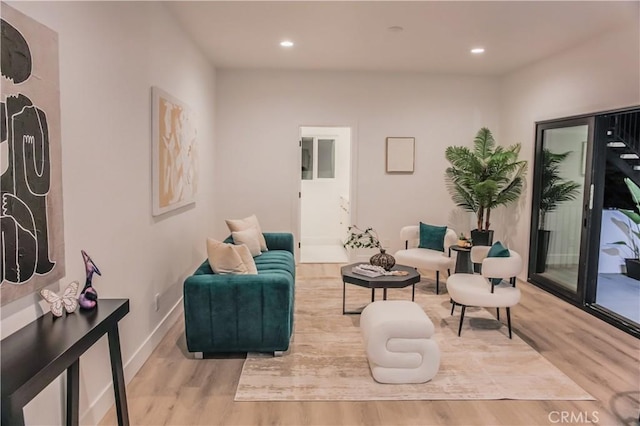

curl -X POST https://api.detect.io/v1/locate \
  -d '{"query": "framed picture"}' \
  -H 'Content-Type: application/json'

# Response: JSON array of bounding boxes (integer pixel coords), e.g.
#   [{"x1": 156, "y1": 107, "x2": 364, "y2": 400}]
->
[
  {"x1": 151, "y1": 87, "x2": 198, "y2": 216},
  {"x1": 386, "y1": 137, "x2": 415, "y2": 173},
  {"x1": 1, "y1": 4, "x2": 66, "y2": 305}
]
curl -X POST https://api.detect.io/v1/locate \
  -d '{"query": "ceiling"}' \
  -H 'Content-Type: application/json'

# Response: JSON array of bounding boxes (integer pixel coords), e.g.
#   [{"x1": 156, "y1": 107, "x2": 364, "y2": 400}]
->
[{"x1": 166, "y1": 1, "x2": 639, "y2": 76}]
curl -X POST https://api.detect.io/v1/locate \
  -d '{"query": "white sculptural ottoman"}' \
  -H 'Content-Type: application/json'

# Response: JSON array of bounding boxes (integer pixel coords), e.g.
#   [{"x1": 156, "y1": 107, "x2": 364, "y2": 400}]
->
[{"x1": 360, "y1": 300, "x2": 440, "y2": 384}]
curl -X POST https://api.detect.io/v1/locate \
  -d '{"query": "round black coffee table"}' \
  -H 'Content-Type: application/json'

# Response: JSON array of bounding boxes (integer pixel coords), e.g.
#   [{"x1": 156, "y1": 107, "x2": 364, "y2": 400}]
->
[{"x1": 340, "y1": 263, "x2": 421, "y2": 315}]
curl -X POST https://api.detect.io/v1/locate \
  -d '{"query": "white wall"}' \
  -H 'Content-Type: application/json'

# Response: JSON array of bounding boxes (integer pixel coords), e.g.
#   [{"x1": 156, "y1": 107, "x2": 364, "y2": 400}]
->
[
  {"x1": 2, "y1": 2, "x2": 216, "y2": 424},
  {"x1": 300, "y1": 126, "x2": 350, "y2": 245},
  {"x1": 216, "y1": 20, "x2": 639, "y2": 273},
  {"x1": 500, "y1": 22, "x2": 640, "y2": 277},
  {"x1": 215, "y1": 70, "x2": 501, "y2": 253}
]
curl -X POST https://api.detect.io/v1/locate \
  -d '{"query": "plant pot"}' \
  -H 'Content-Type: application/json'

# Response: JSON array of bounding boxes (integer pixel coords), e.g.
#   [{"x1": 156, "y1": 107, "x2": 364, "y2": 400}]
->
[
  {"x1": 370, "y1": 249, "x2": 396, "y2": 271},
  {"x1": 535, "y1": 229, "x2": 551, "y2": 273},
  {"x1": 470, "y1": 229, "x2": 494, "y2": 246},
  {"x1": 624, "y1": 258, "x2": 640, "y2": 280}
]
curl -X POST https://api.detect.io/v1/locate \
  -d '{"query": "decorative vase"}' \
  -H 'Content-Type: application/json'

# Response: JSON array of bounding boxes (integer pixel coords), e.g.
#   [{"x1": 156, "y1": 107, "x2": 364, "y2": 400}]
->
[{"x1": 370, "y1": 248, "x2": 396, "y2": 271}]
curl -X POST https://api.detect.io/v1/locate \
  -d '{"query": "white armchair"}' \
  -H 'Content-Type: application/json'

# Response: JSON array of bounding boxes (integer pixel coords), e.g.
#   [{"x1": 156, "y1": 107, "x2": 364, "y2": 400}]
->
[
  {"x1": 394, "y1": 225, "x2": 457, "y2": 294},
  {"x1": 447, "y1": 246, "x2": 523, "y2": 338}
]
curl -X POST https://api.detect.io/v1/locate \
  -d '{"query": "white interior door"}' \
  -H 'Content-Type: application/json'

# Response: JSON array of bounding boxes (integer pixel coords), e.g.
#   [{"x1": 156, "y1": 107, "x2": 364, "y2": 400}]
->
[{"x1": 299, "y1": 126, "x2": 351, "y2": 263}]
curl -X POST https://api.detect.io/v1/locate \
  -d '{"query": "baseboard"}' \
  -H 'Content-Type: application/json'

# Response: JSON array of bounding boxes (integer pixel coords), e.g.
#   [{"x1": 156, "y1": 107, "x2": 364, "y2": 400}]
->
[{"x1": 80, "y1": 297, "x2": 184, "y2": 425}]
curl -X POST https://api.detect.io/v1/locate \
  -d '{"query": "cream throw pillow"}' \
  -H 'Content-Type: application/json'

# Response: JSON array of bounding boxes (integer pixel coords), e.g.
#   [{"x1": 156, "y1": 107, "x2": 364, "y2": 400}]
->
[
  {"x1": 234, "y1": 244, "x2": 258, "y2": 274},
  {"x1": 206, "y1": 238, "x2": 257, "y2": 275},
  {"x1": 232, "y1": 227, "x2": 262, "y2": 257},
  {"x1": 225, "y1": 214, "x2": 268, "y2": 251}
]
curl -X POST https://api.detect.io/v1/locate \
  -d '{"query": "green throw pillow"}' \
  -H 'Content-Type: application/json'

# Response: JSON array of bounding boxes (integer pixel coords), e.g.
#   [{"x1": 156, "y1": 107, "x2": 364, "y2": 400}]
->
[
  {"x1": 487, "y1": 241, "x2": 510, "y2": 285},
  {"x1": 418, "y1": 222, "x2": 447, "y2": 252}
]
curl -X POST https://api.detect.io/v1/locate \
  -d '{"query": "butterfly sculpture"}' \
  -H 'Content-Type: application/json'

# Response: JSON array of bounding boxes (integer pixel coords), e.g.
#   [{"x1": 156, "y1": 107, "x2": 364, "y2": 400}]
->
[
  {"x1": 40, "y1": 281, "x2": 79, "y2": 317},
  {"x1": 78, "y1": 250, "x2": 101, "y2": 309}
]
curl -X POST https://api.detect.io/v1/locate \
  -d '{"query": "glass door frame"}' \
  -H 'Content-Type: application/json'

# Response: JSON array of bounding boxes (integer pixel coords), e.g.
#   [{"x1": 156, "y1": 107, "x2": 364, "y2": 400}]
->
[
  {"x1": 529, "y1": 107, "x2": 640, "y2": 338},
  {"x1": 528, "y1": 116, "x2": 595, "y2": 304},
  {"x1": 584, "y1": 108, "x2": 640, "y2": 337}
]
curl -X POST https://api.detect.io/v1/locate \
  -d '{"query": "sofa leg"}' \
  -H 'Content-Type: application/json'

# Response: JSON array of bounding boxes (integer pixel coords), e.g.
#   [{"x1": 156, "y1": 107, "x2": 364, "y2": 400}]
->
[
  {"x1": 506, "y1": 307, "x2": 512, "y2": 339},
  {"x1": 458, "y1": 305, "x2": 466, "y2": 337},
  {"x1": 194, "y1": 352, "x2": 203, "y2": 360},
  {"x1": 496, "y1": 308, "x2": 500, "y2": 321},
  {"x1": 274, "y1": 351, "x2": 284, "y2": 357},
  {"x1": 436, "y1": 271, "x2": 440, "y2": 295}
]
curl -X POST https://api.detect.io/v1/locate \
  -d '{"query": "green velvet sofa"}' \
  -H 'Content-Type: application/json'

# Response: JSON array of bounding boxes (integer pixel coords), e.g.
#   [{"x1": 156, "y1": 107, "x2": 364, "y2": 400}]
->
[{"x1": 183, "y1": 232, "x2": 295, "y2": 355}]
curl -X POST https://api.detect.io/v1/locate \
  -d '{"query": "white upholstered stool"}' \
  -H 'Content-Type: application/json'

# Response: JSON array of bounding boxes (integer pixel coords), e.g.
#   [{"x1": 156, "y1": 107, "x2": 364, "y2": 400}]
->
[{"x1": 360, "y1": 300, "x2": 440, "y2": 384}]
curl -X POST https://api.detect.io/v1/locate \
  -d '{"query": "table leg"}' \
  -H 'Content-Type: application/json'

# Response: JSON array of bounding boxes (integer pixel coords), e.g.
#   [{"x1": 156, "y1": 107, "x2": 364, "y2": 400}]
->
[
  {"x1": 108, "y1": 325, "x2": 130, "y2": 426},
  {"x1": 454, "y1": 250, "x2": 474, "y2": 274},
  {"x1": 412, "y1": 284, "x2": 415, "y2": 301},
  {"x1": 371, "y1": 288, "x2": 375, "y2": 302},
  {"x1": 343, "y1": 281, "x2": 362, "y2": 315},
  {"x1": 383, "y1": 288, "x2": 388, "y2": 300},
  {"x1": 66, "y1": 359, "x2": 79, "y2": 426},
  {"x1": 343, "y1": 281, "x2": 346, "y2": 314}
]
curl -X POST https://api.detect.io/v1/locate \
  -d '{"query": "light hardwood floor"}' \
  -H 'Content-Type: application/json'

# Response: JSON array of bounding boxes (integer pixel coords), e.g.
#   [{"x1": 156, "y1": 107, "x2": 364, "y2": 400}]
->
[{"x1": 100, "y1": 264, "x2": 640, "y2": 425}]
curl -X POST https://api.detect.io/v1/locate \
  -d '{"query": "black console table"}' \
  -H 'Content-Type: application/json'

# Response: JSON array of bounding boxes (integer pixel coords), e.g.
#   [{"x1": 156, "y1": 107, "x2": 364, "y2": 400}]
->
[{"x1": 1, "y1": 299, "x2": 130, "y2": 426}]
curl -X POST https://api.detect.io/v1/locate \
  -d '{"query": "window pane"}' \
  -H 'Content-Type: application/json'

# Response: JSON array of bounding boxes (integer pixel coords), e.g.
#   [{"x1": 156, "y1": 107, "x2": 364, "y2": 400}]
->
[
  {"x1": 301, "y1": 137, "x2": 313, "y2": 180},
  {"x1": 536, "y1": 125, "x2": 588, "y2": 294},
  {"x1": 595, "y1": 109, "x2": 640, "y2": 325},
  {"x1": 317, "y1": 139, "x2": 335, "y2": 178}
]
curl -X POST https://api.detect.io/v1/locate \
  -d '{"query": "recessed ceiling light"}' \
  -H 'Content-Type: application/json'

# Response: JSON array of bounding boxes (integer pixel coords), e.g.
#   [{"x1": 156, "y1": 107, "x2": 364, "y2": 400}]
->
[
  {"x1": 388, "y1": 26, "x2": 404, "y2": 33},
  {"x1": 280, "y1": 40, "x2": 294, "y2": 48},
  {"x1": 471, "y1": 47, "x2": 485, "y2": 54},
  {"x1": 607, "y1": 141, "x2": 626, "y2": 147},
  {"x1": 621, "y1": 153, "x2": 639, "y2": 159}
]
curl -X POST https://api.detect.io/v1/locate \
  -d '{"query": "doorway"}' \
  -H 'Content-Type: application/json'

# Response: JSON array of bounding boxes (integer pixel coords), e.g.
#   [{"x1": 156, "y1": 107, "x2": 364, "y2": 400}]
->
[{"x1": 299, "y1": 126, "x2": 351, "y2": 263}]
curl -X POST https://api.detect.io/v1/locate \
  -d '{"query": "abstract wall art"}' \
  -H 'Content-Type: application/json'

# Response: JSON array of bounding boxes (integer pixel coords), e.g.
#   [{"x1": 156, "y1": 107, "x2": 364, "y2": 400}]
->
[
  {"x1": 1, "y1": 4, "x2": 65, "y2": 306},
  {"x1": 386, "y1": 137, "x2": 415, "y2": 174},
  {"x1": 151, "y1": 87, "x2": 198, "y2": 216}
]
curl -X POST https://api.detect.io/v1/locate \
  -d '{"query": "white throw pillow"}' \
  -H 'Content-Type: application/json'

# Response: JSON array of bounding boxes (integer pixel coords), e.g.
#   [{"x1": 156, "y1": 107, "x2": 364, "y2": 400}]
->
[
  {"x1": 225, "y1": 214, "x2": 268, "y2": 251},
  {"x1": 234, "y1": 244, "x2": 258, "y2": 275},
  {"x1": 232, "y1": 227, "x2": 262, "y2": 257},
  {"x1": 207, "y1": 238, "x2": 248, "y2": 274}
]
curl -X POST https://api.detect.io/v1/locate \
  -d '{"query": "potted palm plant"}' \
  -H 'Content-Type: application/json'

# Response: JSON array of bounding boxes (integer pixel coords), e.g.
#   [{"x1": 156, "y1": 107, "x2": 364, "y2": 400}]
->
[
  {"x1": 536, "y1": 149, "x2": 581, "y2": 272},
  {"x1": 445, "y1": 127, "x2": 528, "y2": 246},
  {"x1": 610, "y1": 177, "x2": 640, "y2": 280}
]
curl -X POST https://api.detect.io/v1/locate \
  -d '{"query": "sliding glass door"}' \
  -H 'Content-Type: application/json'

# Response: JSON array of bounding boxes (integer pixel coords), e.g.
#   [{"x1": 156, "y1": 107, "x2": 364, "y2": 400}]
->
[
  {"x1": 586, "y1": 109, "x2": 640, "y2": 329},
  {"x1": 530, "y1": 107, "x2": 640, "y2": 337},
  {"x1": 529, "y1": 117, "x2": 593, "y2": 302}
]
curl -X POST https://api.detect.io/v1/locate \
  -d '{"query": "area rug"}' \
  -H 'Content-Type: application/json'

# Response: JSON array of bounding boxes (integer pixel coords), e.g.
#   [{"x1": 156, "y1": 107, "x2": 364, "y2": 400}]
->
[{"x1": 235, "y1": 273, "x2": 594, "y2": 401}]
